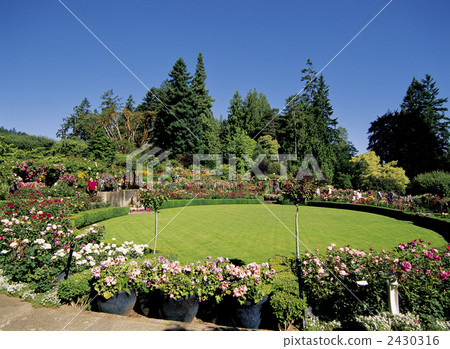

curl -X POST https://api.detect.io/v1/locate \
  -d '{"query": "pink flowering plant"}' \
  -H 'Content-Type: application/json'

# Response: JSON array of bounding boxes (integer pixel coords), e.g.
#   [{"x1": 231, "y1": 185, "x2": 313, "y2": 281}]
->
[
  {"x1": 194, "y1": 256, "x2": 230, "y2": 302},
  {"x1": 142, "y1": 256, "x2": 200, "y2": 300},
  {"x1": 301, "y1": 244, "x2": 391, "y2": 320},
  {"x1": 91, "y1": 256, "x2": 139, "y2": 299},
  {"x1": 300, "y1": 239, "x2": 450, "y2": 326},
  {"x1": 392, "y1": 239, "x2": 450, "y2": 326},
  {"x1": 220, "y1": 262, "x2": 276, "y2": 305}
]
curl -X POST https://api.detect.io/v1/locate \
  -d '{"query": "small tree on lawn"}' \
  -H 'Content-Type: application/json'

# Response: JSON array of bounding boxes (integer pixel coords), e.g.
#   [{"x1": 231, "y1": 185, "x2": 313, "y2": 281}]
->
[
  {"x1": 281, "y1": 178, "x2": 315, "y2": 258},
  {"x1": 282, "y1": 178, "x2": 316, "y2": 328},
  {"x1": 139, "y1": 189, "x2": 168, "y2": 254}
]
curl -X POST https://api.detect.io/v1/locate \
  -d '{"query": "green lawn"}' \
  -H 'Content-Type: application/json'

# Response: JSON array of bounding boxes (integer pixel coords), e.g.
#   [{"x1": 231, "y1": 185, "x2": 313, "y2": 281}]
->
[{"x1": 99, "y1": 205, "x2": 448, "y2": 264}]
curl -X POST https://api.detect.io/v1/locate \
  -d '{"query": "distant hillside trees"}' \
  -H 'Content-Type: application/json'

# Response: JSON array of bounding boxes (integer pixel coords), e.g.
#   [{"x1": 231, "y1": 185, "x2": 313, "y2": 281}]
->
[{"x1": 0, "y1": 127, "x2": 55, "y2": 151}]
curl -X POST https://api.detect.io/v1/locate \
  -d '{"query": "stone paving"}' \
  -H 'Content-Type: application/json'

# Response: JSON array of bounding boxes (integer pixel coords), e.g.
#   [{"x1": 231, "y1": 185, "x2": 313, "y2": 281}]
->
[{"x1": 0, "y1": 294, "x2": 239, "y2": 331}]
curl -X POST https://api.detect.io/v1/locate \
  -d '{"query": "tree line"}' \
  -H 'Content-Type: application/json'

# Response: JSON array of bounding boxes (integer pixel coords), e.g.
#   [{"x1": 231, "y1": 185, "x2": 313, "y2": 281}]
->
[{"x1": 56, "y1": 53, "x2": 449, "y2": 188}]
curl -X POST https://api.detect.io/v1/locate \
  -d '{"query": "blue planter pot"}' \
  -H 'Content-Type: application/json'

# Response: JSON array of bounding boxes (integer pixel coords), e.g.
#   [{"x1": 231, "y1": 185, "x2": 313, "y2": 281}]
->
[
  {"x1": 135, "y1": 290, "x2": 161, "y2": 318},
  {"x1": 233, "y1": 297, "x2": 268, "y2": 329},
  {"x1": 96, "y1": 289, "x2": 137, "y2": 316},
  {"x1": 161, "y1": 294, "x2": 199, "y2": 322}
]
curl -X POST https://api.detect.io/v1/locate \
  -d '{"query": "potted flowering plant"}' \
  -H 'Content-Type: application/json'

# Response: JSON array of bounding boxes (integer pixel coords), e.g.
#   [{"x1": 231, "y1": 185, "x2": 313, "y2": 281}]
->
[
  {"x1": 221, "y1": 262, "x2": 276, "y2": 328},
  {"x1": 194, "y1": 256, "x2": 230, "y2": 323},
  {"x1": 150, "y1": 257, "x2": 200, "y2": 322},
  {"x1": 91, "y1": 256, "x2": 139, "y2": 315}
]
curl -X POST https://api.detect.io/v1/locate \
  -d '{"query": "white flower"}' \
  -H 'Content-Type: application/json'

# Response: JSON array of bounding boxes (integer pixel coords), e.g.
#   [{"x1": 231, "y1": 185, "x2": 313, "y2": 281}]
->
[
  {"x1": 22, "y1": 239, "x2": 29, "y2": 244},
  {"x1": 41, "y1": 243, "x2": 52, "y2": 250},
  {"x1": 1, "y1": 250, "x2": 8, "y2": 254},
  {"x1": 9, "y1": 242, "x2": 18, "y2": 248},
  {"x1": 34, "y1": 239, "x2": 45, "y2": 245}
]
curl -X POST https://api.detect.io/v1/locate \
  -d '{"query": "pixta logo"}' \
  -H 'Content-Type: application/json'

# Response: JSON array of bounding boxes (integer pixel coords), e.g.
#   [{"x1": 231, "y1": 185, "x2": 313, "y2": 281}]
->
[
  {"x1": 127, "y1": 144, "x2": 325, "y2": 185},
  {"x1": 126, "y1": 145, "x2": 171, "y2": 188}
]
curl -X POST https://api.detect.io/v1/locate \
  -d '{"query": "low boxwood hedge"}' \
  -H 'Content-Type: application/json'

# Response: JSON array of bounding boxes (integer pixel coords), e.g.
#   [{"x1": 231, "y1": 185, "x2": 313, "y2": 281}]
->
[{"x1": 70, "y1": 206, "x2": 130, "y2": 229}]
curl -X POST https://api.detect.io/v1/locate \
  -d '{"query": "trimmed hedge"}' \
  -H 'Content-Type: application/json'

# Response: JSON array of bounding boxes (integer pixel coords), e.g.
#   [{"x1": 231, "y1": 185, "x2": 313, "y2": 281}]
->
[
  {"x1": 268, "y1": 254, "x2": 306, "y2": 330},
  {"x1": 70, "y1": 206, "x2": 130, "y2": 228},
  {"x1": 305, "y1": 201, "x2": 450, "y2": 239},
  {"x1": 160, "y1": 198, "x2": 261, "y2": 209}
]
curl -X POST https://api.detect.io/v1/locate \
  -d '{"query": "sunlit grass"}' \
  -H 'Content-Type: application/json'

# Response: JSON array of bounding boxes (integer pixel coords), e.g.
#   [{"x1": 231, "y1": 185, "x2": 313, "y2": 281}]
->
[{"x1": 99, "y1": 205, "x2": 447, "y2": 264}]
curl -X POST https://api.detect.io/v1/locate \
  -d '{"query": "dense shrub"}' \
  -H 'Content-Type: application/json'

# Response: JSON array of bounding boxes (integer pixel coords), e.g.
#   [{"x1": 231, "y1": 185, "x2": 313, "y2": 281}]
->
[
  {"x1": 268, "y1": 255, "x2": 306, "y2": 330},
  {"x1": 57, "y1": 272, "x2": 91, "y2": 306},
  {"x1": 50, "y1": 139, "x2": 88, "y2": 158},
  {"x1": 409, "y1": 171, "x2": 450, "y2": 197}
]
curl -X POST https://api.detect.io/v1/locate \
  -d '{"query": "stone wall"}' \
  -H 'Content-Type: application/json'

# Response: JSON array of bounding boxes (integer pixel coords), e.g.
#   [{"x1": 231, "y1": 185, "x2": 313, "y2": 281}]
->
[{"x1": 97, "y1": 189, "x2": 140, "y2": 207}]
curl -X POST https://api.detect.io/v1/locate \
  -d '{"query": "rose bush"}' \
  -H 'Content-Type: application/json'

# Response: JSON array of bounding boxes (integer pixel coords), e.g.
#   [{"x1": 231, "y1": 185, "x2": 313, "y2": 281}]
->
[{"x1": 300, "y1": 239, "x2": 450, "y2": 327}]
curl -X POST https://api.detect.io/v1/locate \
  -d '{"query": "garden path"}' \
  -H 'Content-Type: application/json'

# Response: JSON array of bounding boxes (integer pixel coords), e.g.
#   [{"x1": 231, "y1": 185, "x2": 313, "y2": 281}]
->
[{"x1": 0, "y1": 294, "x2": 241, "y2": 331}]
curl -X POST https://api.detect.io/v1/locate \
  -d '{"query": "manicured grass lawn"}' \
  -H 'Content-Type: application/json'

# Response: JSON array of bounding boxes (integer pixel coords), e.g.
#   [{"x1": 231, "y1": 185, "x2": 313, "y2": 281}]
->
[{"x1": 100, "y1": 205, "x2": 448, "y2": 264}]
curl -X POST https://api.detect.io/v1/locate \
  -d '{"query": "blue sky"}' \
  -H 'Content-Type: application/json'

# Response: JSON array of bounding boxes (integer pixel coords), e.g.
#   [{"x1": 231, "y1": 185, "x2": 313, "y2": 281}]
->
[{"x1": 1, "y1": 0, "x2": 449, "y2": 154}]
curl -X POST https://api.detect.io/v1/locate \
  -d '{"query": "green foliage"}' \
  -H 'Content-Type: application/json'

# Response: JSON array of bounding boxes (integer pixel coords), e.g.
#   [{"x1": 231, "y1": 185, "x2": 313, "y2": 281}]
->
[
  {"x1": 368, "y1": 110, "x2": 447, "y2": 178},
  {"x1": 401, "y1": 74, "x2": 449, "y2": 151},
  {"x1": 50, "y1": 139, "x2": 88, "y2": 158},
  {"x1": 87, "y1": 128, "x2": 115, "y2": 166},
  {"x1": 70, "y1": 207, "x2": 129, "y2": 229},
  {"x1": 369, "y1": 74, "x2": 449, "y2": 178},
  {"x1": 409, "y1": 171, "x2": 450, "y2": 197},
  {"x1": 139, "y1": 189, "x2": 168, "y2": 212},
  {"x1": 224, "y1": 129, "x2": 257, "y2": 174},
  {"x1": 271, "y1": 290, "x2": 307, "y2": 330},
  {"x1": 157, "y1": 272, "x2": 198, "y2": 300},
  {"x1": 192, "y1": 52, "x2": 219, "y2": 154},
  {"x1": 350, "y1": 151, "x2": 410, "y2": 193},
  {"x1": 268, "y1": 254, "x2": 306, "y2": 330},
  {"x1": 152, "y1": 58, "x2": 203, "y2": 155},
  {"x1": 257, "y1": 135, "x2": 280, "y2": 156},
  {"x1": 57, "y1": 272, "x2": 91, "y2": 306},
  {"x1": 57, "y1": 98, "x2": 97, "y2": 141},
  {"x1": 277, "y1": 60, "x2": 341, "y2": 182}
]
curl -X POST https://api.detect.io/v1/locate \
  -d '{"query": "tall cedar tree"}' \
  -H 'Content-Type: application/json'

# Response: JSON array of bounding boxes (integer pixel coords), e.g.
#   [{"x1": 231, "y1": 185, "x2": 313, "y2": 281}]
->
[
  {"x1": 401, "y1": 74, "x2": 449, "y2": 153},
  {"x1": 227, "y1": 91, "x2": 245, "y2": 137},
  {"x1": 242, "y1": 89, "x2": 273, "y2": 139},
  {"x1": 192, "y1": 53, "x2": 220, "y2": 153},
  {"x1": 277, "y1": 59, "x2": 341, "y2": 182},
  {"x1": 153, "y1": 58, "x2": 203, "y2": 155},
  {"x1": 369, "y1": 74, "x2": 449, "y2": 177},
  {"x1": 135, "y1": 81, "x2": 169, "y2": 146}
]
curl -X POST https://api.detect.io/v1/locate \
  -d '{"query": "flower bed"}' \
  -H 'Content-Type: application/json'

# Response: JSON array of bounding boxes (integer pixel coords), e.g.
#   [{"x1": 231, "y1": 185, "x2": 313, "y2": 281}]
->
[{"x1": 300, "y1": 239, "x2": 450, "y2": 329}]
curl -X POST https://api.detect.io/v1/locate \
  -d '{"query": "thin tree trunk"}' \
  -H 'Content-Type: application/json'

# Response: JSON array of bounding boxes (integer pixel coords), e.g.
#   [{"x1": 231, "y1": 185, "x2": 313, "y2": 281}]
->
[
  {"x1": 295, "y1": 205, "x2": 300, "y2": 258},
  {"x1": 153, "y1": 210, "x2": 157, "y2": 254}
]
